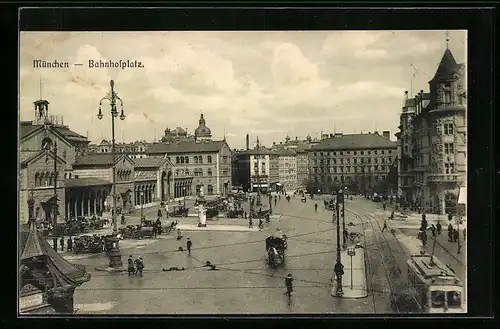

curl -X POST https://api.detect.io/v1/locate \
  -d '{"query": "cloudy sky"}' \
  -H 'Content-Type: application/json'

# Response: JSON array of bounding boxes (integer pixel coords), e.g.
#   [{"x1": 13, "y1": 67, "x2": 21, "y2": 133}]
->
[{"x1": 19, "y1": 30, "x2": 466, "y2": 149}]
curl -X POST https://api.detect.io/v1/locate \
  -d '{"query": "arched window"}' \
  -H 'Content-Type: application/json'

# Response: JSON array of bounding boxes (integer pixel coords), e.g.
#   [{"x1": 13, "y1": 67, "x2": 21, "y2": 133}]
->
[
  {"x1": 49, "y1": 172, "x2": 54, "y2": 186},
  {"x1": 207, "y1": 155, "x2": 212, "y2": 164},
  {"x1": 184, "y1": 156, "x2": 189, "y2": 164},
  {"x1": 207, "y1": 168, "x2": 212, "y2": 177},
  {"x1": 185, "y1": 168, "x2": 190, "y2": 176},
  {"x1": 195, "y1": 156, "x2": 199, "y2": 164},
  {"x1": 175, "y1": 169, "x2": 180, "y2": 176},
  {"x1": 207, "y1": 185, "x2": 214, "y2": 195},
  {"x1": 44, "y1": 172, "x2": 50, "y2": 186},
  {"x1": 176, "y1": 157, "x2": 180, "y2": 164},
  {"x1": 35, "y1": 172, "x2": 40, "y2": 187},
  {"x1": 199, "y1": 156, "x2": 203, "y2": 164},
  {"x1": 69, "y1": 173, "x2": 72, "y2": 179},
  {"x1": 41, "y1": 137, "x2": 52, "y2": 150},
  {"x1": 180, "y1": 157, "x2": 184, "y2": 164}
]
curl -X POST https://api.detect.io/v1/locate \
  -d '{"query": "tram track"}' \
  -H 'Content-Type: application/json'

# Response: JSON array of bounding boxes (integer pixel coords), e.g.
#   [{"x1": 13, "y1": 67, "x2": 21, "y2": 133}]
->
[{"x1": 347, "y1": 208, "x2": 422, "y2": 313}]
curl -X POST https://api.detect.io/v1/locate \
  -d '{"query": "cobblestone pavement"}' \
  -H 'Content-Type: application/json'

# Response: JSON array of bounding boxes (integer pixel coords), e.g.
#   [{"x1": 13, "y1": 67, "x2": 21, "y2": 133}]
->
[{"x1": 72, "y1": 196, "x2": 384, "y2": 314}]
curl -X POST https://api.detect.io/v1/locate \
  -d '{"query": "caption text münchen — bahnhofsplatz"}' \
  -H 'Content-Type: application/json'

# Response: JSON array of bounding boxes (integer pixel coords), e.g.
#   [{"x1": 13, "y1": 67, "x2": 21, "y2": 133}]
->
[{"x1": 32, "y1": 59, "x2": 144, "y2": 69}]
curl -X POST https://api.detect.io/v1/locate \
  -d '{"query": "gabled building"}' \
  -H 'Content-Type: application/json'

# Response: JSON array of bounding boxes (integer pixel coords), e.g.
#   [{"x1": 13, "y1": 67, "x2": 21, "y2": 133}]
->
[
  {"x1": 70, "y1": 153, "x2": 135, "y2": 215},
  {"x1": 397, "y1": 47, "x2": 466, "y2": 214},
  {"x1": 132, "y1": 157, "x2": 177, "y2": 206}
]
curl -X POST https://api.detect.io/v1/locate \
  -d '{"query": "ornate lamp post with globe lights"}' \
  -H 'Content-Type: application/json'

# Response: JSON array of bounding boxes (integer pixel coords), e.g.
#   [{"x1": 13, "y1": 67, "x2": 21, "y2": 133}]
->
[{"x1": 97, "y1": 80, "x2": 126, "y2": 271}]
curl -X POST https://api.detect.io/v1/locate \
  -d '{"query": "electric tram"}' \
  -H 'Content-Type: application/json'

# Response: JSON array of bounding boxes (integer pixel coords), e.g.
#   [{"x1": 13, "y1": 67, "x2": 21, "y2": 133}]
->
[{"x1": 407, "y1": 253, "x2": 465, "y2": 313}]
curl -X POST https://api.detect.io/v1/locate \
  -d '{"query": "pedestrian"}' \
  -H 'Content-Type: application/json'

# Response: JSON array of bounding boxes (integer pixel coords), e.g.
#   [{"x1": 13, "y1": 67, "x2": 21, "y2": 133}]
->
[
  {"x1": 463, "y1": 227, "x2": 466, "y2": 241},
  {"x1": 383, "y1": 202, "x2": 386, "y2": 211},
  {"x1": 127, "y1": 255, "x2": 135, "y2": 276},
  {"x1": 274, "y1": 197, "x2": 277, "y2": 206},
  {"x1": 314, "y1": 203, "x2": 318, "y2": 212},
  {"x1": 448, "y1": 213, "x2": 453, "y2": 222},
  {"x1": 436, "y1": 221, "x2": 442, "y2": 235},
  {"x1": 67, "y1": 236, "x2": 73, "y2": 252},
  {"x1": 59, "y1": 236, "x2": 65, "y2": 252},
  {"x1": 448, "y1": 226, "x2": 453, "y2": 242},
  {"x1": 165, "y1": 203, "x2": 169, "y2": 219},
  {"x1": 177, "y1": 229, "x2": 183, "y2": 240},
  {"x1": 244, "y1": 211, "x2": 247, "y2": 219},
  {"x1": 121, "y1": 214, "x2": 125, "y2": 225},
  {"x1": 186, "y1": 238, "x2": 193, "y2": 255},
  {"x1": 390, "y1": 210, "x2": 395, "y2": 220},
  {"x1": 258, "y1": 219, "x2": 264, "y2": 231},
  {"x1": 430, "y1": 224, "x2": 436, "y2": 237},
  {"x1": 248, "y1": 218, "x2": 253, "y2": 228},
  {"x1": 452, "y1": 229, "x2": 459, "y2": 242},
  {"x1": 421, "y1": 230, "x2": 427, "y2": 247},
  {"x1": 157, "y1": 209, "x2": 162, "y2": 218},
  {"x1": 279, "y1": 195, "x2": 281, "y2": 201},
  {"x1": 382, "y1": 220, "x2": 388, "y2": 232}
]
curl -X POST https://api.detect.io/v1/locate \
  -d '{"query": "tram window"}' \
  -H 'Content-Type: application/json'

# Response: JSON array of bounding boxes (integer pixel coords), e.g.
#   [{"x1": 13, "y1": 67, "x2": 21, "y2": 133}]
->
[
  {"x1": 430, "y1": 290, "x2": 445, "y2": 308},
  {"x1": 447, "y1": 291, "x2": 462, "y2": 308}
]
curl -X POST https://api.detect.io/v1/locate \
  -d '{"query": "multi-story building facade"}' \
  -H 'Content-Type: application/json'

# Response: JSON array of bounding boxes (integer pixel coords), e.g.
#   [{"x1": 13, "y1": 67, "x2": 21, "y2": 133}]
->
[
  {"x1": 270, "y1": 135, "x2": 311, "y2": 190},
  {"x1": 88, "y1": 140, "x2": 148, "y2": 159},
  {"x1": 397, "y1": 47, "x2": 466, "y2": 214},
  {"x1": 308, "y1": 132, "x2": 397, "y2": 194},
  {"x1": 276, "y1": 149, "x2": 298, "y2": 192},
  {"x1": 232, "y1": 147, "x2": 280, "y2": 193}
]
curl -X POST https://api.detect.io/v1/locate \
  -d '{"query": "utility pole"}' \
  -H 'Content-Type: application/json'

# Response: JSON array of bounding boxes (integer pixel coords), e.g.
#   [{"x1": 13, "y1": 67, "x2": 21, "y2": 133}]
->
[
  {"x1": 256, "y1": 137, "x2": 262, "y2": 207},
  {"x1": 334, "y1": 189, "x2": 344, "y2": 297},
  {"x1": 341, "y1": 185, "x2": 346, "y2": 249}
]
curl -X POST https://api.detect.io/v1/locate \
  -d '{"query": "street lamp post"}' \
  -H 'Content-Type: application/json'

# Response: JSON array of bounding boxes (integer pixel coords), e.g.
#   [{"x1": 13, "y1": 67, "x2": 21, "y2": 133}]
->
[
  {"x1": 342, "y1": 186, "x2": 347, "y2": 249},
  {"x1": 183, "y1": 187, "x2": 186, "y2": 208},
  {"x1": 98, "y1": 79, "x2": 126, "y2": 270}
]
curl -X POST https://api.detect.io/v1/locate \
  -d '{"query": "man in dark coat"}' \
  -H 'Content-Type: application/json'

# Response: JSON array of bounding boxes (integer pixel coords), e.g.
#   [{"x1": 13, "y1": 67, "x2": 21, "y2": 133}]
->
[
  {"x1": 67, "y1": 236, "x2": 73, "y2": 252},
  {"x1": 436, "y1": 221, "x2": 442, "y2": 235},
  {"x1": 186, "y1": 238, "x2": 192, "y2": 255}
]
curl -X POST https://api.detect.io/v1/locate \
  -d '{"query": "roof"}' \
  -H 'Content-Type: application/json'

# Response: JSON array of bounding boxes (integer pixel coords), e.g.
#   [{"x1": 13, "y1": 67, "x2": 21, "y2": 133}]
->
[
  {"x1": 309, "y1": 133, "x2": 397, "y2": 151},
  {"x1": 73, "y1": 153, "x2": 134, "y2": 166},
  {"x1": 133, "y1": 157, "x2": 170, "y2": 169},
  {"x1": 430, "y1": 49, "x2": 463, "y2": 82},
  {"x1": 65, "y1": 177, "x2": 111, "y2": 187},
  {"x1": 54, "y1": 126, "x2": 89, "y2": 143},
  {"x1": 146, "y1": 140, "x2": 227, "y2": 154},
  {"x1": 20, "y1": 122, "x2": 89, "y2": 146},
  {"x1": 19, "y1": 123, "x2": 41, "y2": 139},
  {"x1": 275, "y1": 149, "x2": 297, "y2": 156},
  {"x1": 20, "y1": 150, "x2": 66, "y2": 168},
  {"x1": 20, "y1": 229, "x2": 91, "y2": 286},
  {"x1": 235, "y1": 147, "x2": 279, "y2": 156}
]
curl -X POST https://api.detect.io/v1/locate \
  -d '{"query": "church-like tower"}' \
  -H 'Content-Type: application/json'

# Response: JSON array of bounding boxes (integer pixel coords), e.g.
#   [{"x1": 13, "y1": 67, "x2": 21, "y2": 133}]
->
[{"x1": 194, "y1": 113, "x2": 212, "y2": 141}]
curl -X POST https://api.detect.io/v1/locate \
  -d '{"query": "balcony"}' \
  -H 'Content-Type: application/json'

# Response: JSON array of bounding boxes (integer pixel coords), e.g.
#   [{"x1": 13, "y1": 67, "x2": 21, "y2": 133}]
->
[{"x1": 427, "y1": 173, "x2": 464, "y2": 184}]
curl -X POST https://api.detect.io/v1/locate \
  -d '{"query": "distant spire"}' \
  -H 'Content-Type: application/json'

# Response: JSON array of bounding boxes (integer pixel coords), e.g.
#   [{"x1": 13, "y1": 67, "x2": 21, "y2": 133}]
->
[
  {"x1": 223, "y1": 125, "x2": 226, "y2": 141},
  {"x1": 445, "y1": 31, "x2": 450, "y2": 49}
]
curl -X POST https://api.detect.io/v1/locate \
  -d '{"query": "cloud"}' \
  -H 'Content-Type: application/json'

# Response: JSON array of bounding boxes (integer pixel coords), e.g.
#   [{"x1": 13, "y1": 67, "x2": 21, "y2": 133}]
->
[{"x1": 19, "y1": 31, "x2": 467, "y2": 149}]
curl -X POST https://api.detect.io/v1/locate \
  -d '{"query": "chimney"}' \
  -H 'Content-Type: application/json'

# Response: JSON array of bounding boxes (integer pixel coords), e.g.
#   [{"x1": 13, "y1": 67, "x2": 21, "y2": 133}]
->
[
  {"x1": 382, "y1": 131, "x2": 390, "y2": 139},
  {"x1": 246, "y1": 134, "x2": 249, "y2": 150}
]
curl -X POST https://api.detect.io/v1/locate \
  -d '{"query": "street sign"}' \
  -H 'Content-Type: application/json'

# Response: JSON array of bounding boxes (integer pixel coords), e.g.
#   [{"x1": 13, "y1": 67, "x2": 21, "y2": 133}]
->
[{"x1": 347, "y1": 247, "x2": 356, "y2": 289}]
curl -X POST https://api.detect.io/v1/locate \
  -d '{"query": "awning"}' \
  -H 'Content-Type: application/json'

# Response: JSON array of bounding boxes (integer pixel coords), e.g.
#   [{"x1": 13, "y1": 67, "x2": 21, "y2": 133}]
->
[
  {"x1": 458, "y1": 187, "x2": 467, "y2": 205},
  {"x1": 253, "y1": 184, "x2": 269, "y2": 188}
]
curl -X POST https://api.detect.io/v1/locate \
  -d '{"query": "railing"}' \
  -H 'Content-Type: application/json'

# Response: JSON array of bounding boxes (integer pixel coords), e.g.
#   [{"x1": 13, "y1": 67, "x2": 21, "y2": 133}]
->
[{"x1": 427, "y1": 173, "x2": 464, "y2": 183}]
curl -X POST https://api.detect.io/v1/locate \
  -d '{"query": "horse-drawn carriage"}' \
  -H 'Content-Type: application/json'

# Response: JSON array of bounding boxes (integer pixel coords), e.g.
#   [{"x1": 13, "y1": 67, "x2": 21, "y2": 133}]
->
[
  {"x1": 265, "y1": 235, "x2": 286, "y2": 267},
  {"x1": 169, "y1": 205, "x2": 189, "y2": 217},
  {"x1": 226, "y1": 209, "x2": 244, "y2": 218},
  {"x1": 325, "y1": 200, "x2": 335, "y2": 210}
]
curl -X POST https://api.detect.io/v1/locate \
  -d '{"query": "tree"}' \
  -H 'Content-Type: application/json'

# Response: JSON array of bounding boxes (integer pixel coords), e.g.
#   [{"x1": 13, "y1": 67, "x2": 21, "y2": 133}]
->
[{"x1": 304, "y1": 178, "x2": 318, "y2": 194}]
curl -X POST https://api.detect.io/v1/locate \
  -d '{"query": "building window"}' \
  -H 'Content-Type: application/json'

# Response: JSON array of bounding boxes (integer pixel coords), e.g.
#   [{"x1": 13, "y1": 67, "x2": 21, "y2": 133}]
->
[
  {"x1": 374, "y1": 150, "x2": 378, "y2": 155},
  {"x1": 180, "y1": 157, "x2": 185, "y2": 164},
  {"x1": 388, "y1": 150, "x2": 392, "y2": 154},
  {"x1": 353, "y1": 159, "x2": 357, "y2": 164},
  {"x1": 381, "y1": 150, "x2": 385, "y2": 154},
  {"x1": 208, "y1": 155, "x2": 212, "y2": 163},
  {"x1": 443, "y1": 89, "x2": 452, "y2": 104},
  {"x1": 340, "y1": 152, "x2": 343, "y2": 155},
  {"x1": 354, "y1": 151, "x2": 357, "y2": 155},
  {"x1": 207, "y1": 185, "x2": 214, "y2": 195},
  {"x1": 443, "y1": 123, "x2": 454, "y2": 135},
  {"x1": 41, "y1": 137, "x2": 53, "y2": 150},
  {"x1": 223, "y1": 156, "x2": 228, "y2": 164},
  {"x1": 333, "y1": 152, "x2": 336, "y2": 156},
  {"x1": 374, "y1": 158, "x2": 378, "y2": 164},
  {"x1": 185, "y1": 156, "x2": 189, "y2": 164},
  {"x1": 199, "y1": 156, "x2": 203, "y2": 164},
  {"x1": 176, "y1": 157, "x2": 180, "y2": 164},
  {"x1": 175, "y1": 169, "x2": 180, "y2": 176},
  {"x1": 444, "y1": 143, "x2": 454, "y2": 154},
  {"x1": 368, "y1": 151, "x2": 371, "y2": 155},
  {"x1": 207, "y1": 168, "x2": 212, "y2": 176},
  {"x1": 445, "y1": 163, "x2": 455, "y2": 174},
  {"x1": 195, "y1": 156, "x2": 199, "y2": 164},
  {"x1": 185, "y1": 168, "x2": 190, "y2": 175}
]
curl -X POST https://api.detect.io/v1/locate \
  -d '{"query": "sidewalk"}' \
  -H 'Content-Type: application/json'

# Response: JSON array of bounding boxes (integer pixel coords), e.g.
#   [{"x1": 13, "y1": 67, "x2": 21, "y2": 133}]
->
[{"x1": 331, "y1": 248, "x2": 367, "y2": 298}]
